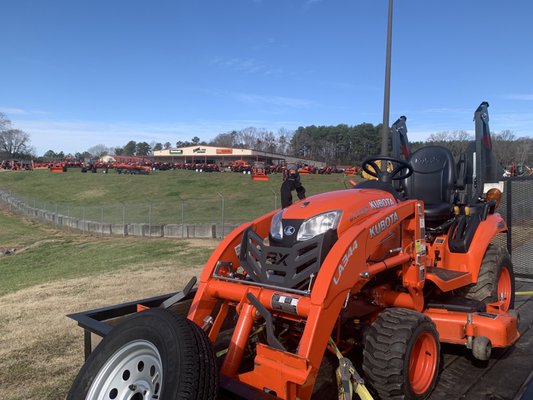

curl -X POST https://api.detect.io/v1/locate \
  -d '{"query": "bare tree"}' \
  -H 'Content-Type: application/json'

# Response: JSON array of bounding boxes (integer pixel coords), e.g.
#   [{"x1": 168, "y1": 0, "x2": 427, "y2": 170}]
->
[
  {"x1": 0, "y1": 112, "x2": 12, "y2": 132},
  {"x1": 427, "y1": 130, "x2": 472, "y2": 158},
  {"x1": 0, "y1": 129, "x2": 31, "y2": 157},
  {"x1": 87, "y1": 144, "x2": 110, "y2": 158}
]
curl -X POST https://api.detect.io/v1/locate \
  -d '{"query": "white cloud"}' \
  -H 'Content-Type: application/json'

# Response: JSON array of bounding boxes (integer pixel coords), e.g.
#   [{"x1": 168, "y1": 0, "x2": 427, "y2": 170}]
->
[
  {"x1": 230, "y1": 92, "x2": 316, "y2": 108},
  {"x1": 210, "y1": 57, "x2": 282, "y2": 75},
  {"x1": 0, "y1": 106, "x2": 49, "y2": 116},
  {"x1": 502, "y1": 94, "x2": 533, "y2": 101}
]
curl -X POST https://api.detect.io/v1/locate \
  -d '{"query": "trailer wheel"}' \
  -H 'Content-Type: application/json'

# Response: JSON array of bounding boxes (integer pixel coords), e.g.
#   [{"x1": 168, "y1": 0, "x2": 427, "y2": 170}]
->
[
  {"x1": 363, "y1": 308, "x2": 440, "y2": 400},
  {"x1": 67, "y1": 308, "x2": 218, "y2": 400},
  {"x1": 457, "y1": 244, "x2": 515, "y2": 311}
]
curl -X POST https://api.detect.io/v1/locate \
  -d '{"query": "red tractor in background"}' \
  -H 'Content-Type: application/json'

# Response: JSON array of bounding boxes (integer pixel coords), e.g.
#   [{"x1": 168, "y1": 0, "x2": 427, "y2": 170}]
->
[
  {"x1": 251, "y1": 162, "x2": 269, "y2": 181},
  {"x1": 67, "y1": 102, "x2": 519, "y2": 400}
]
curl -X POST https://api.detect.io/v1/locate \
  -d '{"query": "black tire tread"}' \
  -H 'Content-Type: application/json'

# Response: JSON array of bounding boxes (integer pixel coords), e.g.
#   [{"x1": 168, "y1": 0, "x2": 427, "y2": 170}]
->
[
  {"x1": 362, "y1": 308, "x2": 440, "y2": 400},
  {"x1": 186, "y1": 318, "x2": 219, "y2": 400},
  {"x1": 67, "y1": 308, "x2": 218, "y2": 400},
  {"x1": 456, "y1": 244, "x2": 515, "y2": 308}
]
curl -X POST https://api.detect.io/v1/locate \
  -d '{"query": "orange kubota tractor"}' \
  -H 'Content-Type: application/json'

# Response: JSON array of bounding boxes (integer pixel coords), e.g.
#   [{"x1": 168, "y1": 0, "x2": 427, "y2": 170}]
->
[
  {"x1": 252, "y1": 162, "x2": 269, "y2": 181},
  {"x1": 67, "y1": 102, "x2": 519, "y2": 400}
]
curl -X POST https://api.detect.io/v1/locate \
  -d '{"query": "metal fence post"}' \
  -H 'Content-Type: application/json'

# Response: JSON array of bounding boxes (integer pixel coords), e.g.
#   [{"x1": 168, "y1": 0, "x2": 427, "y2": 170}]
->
[
  {"x1": 82, "y1": 207, "x2": 86, "y2": 234},
  {"x1": 55, "y1": 203, "x2": 58, "y2": 225},
  {"x1": 217, "y1": 192, "x2": 224, "y2": 238},
  {"x1": 148, "y1": 203, "x2": 152, "y2": 238},
  {"x1": 177, "y1": 195, "x2": 185, "y2": 239},
  {"x1": 506, "y1": 179, "x2": 512, "y2": 256},
  {"x1": 123, "y1": 204, "x2": 126, "y2": 237},
  {"x1": 101, "y1": 207, "x2": 104, "y2": 236},
  {"x1": 270, "y1": 188, "x2": 278, "y2": 210}
]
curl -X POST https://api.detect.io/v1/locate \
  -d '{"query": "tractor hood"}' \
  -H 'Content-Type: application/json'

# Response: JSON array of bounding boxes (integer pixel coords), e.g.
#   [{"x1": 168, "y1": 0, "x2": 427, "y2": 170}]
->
[{"x1": 270, "y1": 188, "x2": 398, "y2": 247}]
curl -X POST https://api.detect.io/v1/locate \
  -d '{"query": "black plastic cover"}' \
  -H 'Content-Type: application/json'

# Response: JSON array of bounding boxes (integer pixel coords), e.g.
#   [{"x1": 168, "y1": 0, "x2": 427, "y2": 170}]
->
[{"x1": 239, "y1": 227, "x2": 325, "y2": 290}]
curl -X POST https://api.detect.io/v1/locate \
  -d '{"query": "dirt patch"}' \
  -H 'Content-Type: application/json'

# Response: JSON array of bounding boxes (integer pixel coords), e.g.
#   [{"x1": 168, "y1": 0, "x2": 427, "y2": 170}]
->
[
  {"x1": 71, "y1": 188, "x2": 109, "y2": 201},
  {"x1": 186, "y1": 238, "x2": 222, "y2": 248},
  {"x1": 0, "y1": 262, "x2": 204, "y2": 400}
]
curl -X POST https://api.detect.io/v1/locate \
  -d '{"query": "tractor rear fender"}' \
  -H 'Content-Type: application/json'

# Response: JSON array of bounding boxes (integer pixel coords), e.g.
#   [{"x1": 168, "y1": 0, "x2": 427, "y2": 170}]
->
[{"x1": 441, "y1": 213, "x2": 507, "y2": 282}]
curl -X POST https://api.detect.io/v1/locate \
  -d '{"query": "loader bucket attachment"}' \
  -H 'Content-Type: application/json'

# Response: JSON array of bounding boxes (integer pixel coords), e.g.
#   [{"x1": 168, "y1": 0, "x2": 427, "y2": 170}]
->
[{"x1": 252, "y1": 174, "x2": 269, "y2": 181}]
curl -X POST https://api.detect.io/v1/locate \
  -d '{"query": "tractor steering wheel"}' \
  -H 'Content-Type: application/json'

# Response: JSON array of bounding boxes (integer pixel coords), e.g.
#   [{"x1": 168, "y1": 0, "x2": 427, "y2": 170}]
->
[{"x1": 361, "y1": 156, "x2": 413, "y2": 183}]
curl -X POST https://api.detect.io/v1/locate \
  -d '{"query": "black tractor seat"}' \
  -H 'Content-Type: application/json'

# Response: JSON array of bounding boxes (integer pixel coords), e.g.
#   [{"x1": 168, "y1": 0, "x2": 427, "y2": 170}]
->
[{"x1": 402, "y1": 146, "x2": 457, "y2": 225}]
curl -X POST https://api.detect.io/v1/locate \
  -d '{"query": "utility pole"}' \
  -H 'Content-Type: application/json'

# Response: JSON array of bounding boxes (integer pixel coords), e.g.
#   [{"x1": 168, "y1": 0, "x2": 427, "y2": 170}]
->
[{"x1": 381, "y1": 0, "x2": 394, "y2": 155}]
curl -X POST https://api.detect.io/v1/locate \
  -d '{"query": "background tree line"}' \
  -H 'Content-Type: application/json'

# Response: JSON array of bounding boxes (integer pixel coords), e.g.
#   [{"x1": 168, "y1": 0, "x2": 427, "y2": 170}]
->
[
  {"x1": 3, "y1": 108, "x2": 531, "y2": 167},
  {"x1": 0, "y1": 112, "x2": 34, "y2": 159}
]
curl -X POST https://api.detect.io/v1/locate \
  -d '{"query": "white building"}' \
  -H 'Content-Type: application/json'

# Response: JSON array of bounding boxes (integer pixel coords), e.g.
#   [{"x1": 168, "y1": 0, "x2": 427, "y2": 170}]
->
[{"x1": 153, "y1": 145, "x2": 325, "y2": 167}]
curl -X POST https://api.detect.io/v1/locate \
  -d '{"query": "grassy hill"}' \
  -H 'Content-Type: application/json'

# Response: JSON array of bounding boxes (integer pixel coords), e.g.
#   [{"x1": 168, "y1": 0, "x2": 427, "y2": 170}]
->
[{"x1": 0, "y1": 169, "x2": 355, "y2": 224}]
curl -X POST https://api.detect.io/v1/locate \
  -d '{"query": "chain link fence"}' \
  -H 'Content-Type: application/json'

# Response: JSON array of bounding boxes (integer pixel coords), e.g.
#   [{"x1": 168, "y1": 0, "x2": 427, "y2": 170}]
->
[
  {"x1": 1, "y1": 178, "x2": 531, "y2": 277},
  {"x1": 498, "y1": 176, "x2": 533, "y2": 278},
  {"x1": 0, "y1": 189, "x2": 281, "y2": 239}
]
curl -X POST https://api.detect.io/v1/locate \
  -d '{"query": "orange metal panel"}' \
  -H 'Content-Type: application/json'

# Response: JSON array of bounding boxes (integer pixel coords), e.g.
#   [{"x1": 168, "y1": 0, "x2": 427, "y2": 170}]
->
[{"x1": 425, "y1": 308, "x2": 520, "y2": 348}]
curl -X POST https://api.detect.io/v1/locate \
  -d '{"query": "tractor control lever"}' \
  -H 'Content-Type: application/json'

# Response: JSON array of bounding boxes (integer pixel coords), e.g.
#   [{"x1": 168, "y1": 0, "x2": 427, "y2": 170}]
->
[{"x1": 246, "y1": 293, "x2": 286, "y2": 351}]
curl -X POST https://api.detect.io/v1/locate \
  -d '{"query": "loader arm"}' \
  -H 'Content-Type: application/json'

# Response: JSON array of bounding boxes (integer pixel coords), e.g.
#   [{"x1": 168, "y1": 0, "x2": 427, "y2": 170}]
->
[{"x1": 187, "y1": 200, "x2": 424, "y2": 399}]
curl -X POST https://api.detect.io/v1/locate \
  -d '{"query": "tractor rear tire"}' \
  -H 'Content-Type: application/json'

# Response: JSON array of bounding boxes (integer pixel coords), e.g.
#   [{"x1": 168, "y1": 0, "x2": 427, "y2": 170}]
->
[
  {"x1": 457, "y1": 244, "x2": 515, "y2": 311},
  {"x1": 363, "y1": 308, "x2": 440, "y2": 400},
  {"x1": 67, "y1": 308, "x2": 218, "y2": 400}
]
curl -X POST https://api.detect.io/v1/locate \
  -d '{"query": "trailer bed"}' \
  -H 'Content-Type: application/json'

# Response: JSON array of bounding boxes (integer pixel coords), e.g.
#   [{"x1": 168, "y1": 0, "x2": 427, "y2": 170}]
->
[{"x1": 68, "y1": 280, "x2": 533, "y2": 399}]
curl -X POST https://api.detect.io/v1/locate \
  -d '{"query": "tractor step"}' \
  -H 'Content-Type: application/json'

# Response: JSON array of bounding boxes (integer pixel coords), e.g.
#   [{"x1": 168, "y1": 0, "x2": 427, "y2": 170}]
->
[
  {"x1": 426, "y1": 267, "x2": 472, "y2": 291},
  {"x1": 427, "y1": 297, "x2": 485, "y2": 313},
  {"x1": 427, "y1": 267, "x2": 468, "y2": 281}
]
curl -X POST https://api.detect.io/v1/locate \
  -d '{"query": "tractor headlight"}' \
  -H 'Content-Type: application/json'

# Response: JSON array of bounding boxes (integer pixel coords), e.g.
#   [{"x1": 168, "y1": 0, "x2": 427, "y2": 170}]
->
[
  {"x1": 270, "y1": 210, "x2": 284, "y2": 240},
  {"x1": 297, "y1": 211, "x2": 342, "y2": 241}
]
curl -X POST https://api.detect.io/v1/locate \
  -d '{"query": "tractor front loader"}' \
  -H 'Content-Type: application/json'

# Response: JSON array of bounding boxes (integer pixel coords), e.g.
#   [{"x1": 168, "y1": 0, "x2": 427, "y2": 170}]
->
[{"x1": 67, "y1": 102, "x2": 519, "y2": 400}]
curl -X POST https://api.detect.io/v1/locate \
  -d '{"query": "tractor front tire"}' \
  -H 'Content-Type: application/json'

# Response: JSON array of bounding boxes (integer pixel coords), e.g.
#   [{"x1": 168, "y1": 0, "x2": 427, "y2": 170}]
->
[
  {"x1": 67, "y1": 308, "x2": 218, "y2": 400},
  {"x1": 457, "y1": 244, "x2": 515, "y2": 311},
  {"x1": 363, "y1": 308, "x2": 440, "y2": 400}
]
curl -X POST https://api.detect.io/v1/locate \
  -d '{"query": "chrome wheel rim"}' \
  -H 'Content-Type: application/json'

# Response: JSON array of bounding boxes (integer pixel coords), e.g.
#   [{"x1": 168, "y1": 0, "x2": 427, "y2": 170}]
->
[{"x1": 86, "y1": 340, "x2": 163, "y2": 400}]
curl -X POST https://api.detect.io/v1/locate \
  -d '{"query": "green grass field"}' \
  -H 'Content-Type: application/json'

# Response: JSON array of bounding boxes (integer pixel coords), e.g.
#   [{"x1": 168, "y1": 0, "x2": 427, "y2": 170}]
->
[
  {"x1": 0, "y1": 209, "x2": 212, "y2": 297},
  {"x1": 0, "y1": 207, "x2": 218, "y2": 399},
  {"x1": 0, "y1": 169, "x2": 354, "y2": 224},
  {"x1": 0, "y1": 168, "x2": 359, "y2": 399}
]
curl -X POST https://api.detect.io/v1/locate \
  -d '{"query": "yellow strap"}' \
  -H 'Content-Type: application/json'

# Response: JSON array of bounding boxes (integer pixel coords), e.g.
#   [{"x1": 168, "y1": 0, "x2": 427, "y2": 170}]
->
[
  {"x1": 355, "y1": 384, "x2": 375, "y2": 400},
  {"x1": 516, "y1": 291, "x2": 533, "y2": 296},
  {"x1": 328, "y1": 338, "x2": 374, "y2": 400}
]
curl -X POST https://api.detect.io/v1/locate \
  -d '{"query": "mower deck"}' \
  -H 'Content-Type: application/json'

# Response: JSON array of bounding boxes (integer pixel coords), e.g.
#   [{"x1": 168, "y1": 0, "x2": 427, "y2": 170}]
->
[{"x1": 68, "y1": 278, "x2": 533, "y2": 400}]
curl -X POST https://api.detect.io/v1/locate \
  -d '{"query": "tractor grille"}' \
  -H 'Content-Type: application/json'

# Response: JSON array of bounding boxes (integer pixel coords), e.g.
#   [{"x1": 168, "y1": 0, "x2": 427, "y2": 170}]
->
[{"x1": 239, "y1": 227, "x2": 332, "y2": 290}]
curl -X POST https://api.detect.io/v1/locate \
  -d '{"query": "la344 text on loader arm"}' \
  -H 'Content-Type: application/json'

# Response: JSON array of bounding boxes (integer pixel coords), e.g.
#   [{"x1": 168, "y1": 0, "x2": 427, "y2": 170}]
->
[{"x1": 67, "y1": 101, "x2": 519, "y2": 400}]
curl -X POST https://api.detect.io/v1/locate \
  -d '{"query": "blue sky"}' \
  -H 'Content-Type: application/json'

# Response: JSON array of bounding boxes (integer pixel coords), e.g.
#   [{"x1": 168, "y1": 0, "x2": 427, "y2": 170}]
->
[{"x1": 1, "y1": 0, "x2": 532, "y2": 155}]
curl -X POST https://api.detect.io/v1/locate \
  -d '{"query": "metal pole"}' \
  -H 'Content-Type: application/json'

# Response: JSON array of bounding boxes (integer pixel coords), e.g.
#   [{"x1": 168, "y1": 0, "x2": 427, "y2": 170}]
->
[
  {"x1": 148, "y1": 203, "x2": 152, "y2": 238},
  {"x1": 506, "y1": 179, "x2": 512, "y2": 256},
  {"x1": 381, "y1": 0, "x2": 394, "y2": 156},
  {"x1": 101, "y1": 207, "x2": 104, "y2": 236},
  {"x1": 82, "y1": 207, "x2": 86, "y2": 233},
  {"x1": 55, "y1": 203, "x2": 58, "y2": 225},
  {"x1": 270, "y1": 188, "x2": 278, "y2": 210},
  {"x1": 123, "y1": 205, "x2": 126, "y2": 237},
  {"x1": 181, "y1": 199, "x2": 185, "y2": 238},
  {"x1": 217, "y1": 192, "x2": 224, "y2": 238}
]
